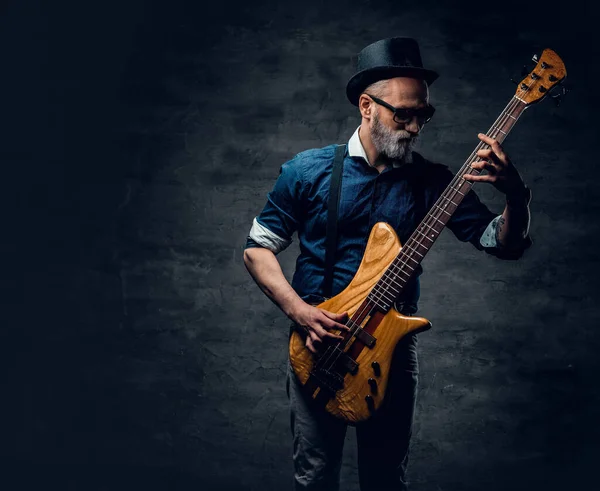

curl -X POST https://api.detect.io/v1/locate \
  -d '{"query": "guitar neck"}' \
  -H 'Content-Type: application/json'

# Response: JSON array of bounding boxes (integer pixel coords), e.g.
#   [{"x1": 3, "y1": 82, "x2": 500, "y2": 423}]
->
[{"x1": 368, "y1": 96, "x2": 527, "y2": 311}]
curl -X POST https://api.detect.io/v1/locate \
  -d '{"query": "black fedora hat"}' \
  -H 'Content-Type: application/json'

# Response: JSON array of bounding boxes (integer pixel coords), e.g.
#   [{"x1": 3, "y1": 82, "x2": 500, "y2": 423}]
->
[{"x1": 346, "y1": 37, "x2": 439, "y2": 106}]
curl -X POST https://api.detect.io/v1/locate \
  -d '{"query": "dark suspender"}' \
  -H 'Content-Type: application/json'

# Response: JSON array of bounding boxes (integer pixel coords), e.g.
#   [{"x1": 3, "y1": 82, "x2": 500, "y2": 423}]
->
[{"x1": 323, "y1": 144, "x2": 346, "y2": 299}]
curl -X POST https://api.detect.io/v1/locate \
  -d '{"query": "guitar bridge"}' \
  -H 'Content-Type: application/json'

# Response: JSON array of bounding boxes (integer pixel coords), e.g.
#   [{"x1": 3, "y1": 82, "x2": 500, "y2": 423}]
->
[{"x1": 310, "y1": 353, "x2": 360, "y2": 396}]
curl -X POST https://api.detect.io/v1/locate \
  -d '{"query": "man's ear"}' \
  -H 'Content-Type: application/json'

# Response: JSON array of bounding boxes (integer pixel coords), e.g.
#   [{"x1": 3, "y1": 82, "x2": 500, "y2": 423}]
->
[{"x1": 358, "y1": 94, "x2": 372, "y2": 120}]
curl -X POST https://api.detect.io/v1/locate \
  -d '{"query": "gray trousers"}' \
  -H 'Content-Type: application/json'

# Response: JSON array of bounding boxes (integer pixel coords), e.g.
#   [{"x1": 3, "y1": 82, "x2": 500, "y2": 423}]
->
[{"x1": 286, "y1": 333, "x2": 419, "y2": 491}]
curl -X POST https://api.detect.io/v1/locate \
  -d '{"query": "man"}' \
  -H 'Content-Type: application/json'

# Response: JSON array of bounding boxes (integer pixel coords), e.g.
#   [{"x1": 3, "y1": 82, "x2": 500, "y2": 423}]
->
[{"x1": 243, "y1": 37, "x2": 531, "y2": 490}]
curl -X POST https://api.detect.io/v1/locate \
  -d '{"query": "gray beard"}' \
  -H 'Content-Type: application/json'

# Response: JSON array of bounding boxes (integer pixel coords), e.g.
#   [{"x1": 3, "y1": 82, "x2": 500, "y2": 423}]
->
[{"x1": 370, "y1": 110, "x2": 418, "y2": 163}]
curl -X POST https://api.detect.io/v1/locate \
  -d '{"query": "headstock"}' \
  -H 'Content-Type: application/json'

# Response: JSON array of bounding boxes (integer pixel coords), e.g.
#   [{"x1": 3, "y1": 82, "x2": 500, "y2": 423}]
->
[{"x1": 515, "y1": 49, "x2": 567, "y2": 106}]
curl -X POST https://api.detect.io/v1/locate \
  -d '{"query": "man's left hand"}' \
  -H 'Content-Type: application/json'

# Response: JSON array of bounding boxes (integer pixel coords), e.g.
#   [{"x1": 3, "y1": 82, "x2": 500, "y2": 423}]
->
[{"x1": 463, "y1": 133, "x2": 526, "y2": 197}]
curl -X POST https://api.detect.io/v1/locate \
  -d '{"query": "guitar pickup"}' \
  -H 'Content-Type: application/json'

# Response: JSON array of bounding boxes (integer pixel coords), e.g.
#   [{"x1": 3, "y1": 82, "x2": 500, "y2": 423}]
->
[{"x1": 355, "y1": 327, "x2": 376, "y2": 348}]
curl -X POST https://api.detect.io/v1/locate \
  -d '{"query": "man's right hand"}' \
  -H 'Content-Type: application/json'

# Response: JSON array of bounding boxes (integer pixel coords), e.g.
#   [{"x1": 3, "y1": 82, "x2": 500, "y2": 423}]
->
[
  {"x1": 242, "y1": 247, "x2": 350, "y2": 354},
  {"x1": 289, "y1": 302, "x2": 350, "y2": 354}
]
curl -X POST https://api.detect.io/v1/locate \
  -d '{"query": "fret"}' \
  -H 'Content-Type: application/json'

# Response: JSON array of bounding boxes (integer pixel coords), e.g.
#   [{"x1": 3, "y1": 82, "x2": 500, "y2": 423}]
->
[
  {"x1": 386, "y1": 264, "x2": 410, "y2": 280},
  {"x1": 370, "y1": 288, "x2": 395, "y2": 305},
  {"x1": 372, "y1": 272, "x2": 408, "y2": 305},
  {"x1": 439, "y1": 194, "x2": 460, "y2": 207},
  {"x1": 385, "y1": 282, "x2": 400, "y2": 295},
  {"x1": 414, "y1": 228, "x2": 436, "y2": 243},
  {"x1": 508, "y1": 114, "x2": 517, "y2": 120},
  {"x1": 378, "y1": 272, "x2": 406, "y2": 295},
  {"x1": 378, "y1": 276, "x2": 401, "y2": 292},
  {"x1": 394, "y1": 259, "x2": 415, "y2": 276},
  {"x1": 401, "y1": 243, "x2": 427, "y2": 263},
  {"x1": 436, "y1": 205, "x2": 452, "y2": 217},
  {"x1": 389, "y1": 267, "x2": 411, "y2": 280},
  {"x1": 420, "y1": 219, "x2": 443, "y2": 235},
  {"x1": 367, "y1": 296, "x2": 391, "y2": 311},
  {"x1": 391, "y1": 271, "x2": 408, "y2": 283},
  {"x1": 424, "y1": 214, "x2": 444, "y2": 227},
  {"x1": 404, "y1": 254, "x2": 420, "y2": 266},
  {"x1": 403, "y1": 243, "x2": 424, "y2": 258},
  {"x1": 413, "y1": 240, "x2": 429, "y2": 253},
  {"x1": 378, "y1": 274, "x2": 401, "y2": 293},
  {"x1": 390, "y1": 268, "x2": 413, "y2": 287},
  {"x1": 493, "y1": 126, "x2": 507, "y2": 136}
]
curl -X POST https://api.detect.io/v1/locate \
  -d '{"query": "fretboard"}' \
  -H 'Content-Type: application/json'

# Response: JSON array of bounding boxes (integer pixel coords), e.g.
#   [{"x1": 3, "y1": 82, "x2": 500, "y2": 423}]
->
[{"x1": 367, "y1": 96, "x2": 527, "y2": 311}]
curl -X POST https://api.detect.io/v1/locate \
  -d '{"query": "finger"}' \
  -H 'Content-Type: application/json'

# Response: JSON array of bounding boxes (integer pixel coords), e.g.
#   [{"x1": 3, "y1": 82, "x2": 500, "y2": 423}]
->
[
  {"x1": 490, "y1": 140, "x2": 507, "y2": 161},
  {"x1": 463, "y1": 173, "x2": 497, "y2": 183},
  {"x1": 323, "y1": 317, "x2": 351, "y2": 334},
  {"x1": 477, "y1": 134, "x2": 507, "y2": 163},
  {"x1": 305, "y1": 336, "x2": 317, "y2": 354},
  {"x1": 478, "y1": 133, "x2": 501, "y2": 148},
  {"x1": 332, "y1": 311, "x2": 350, "y2": 322},
  {"x1": 309, "y1": 329, "x2": 322, "y2": 344},
  {"x1": 476, "y1": 147, "x2": 493, "y2": 159},
  {"x1": 321, "y1": 330, "x2": 345, "y2": 342},
  {"x1": 320, "y1": 309, "x2": 349, "y2": 322},
  {"x1": 476, "y1": 150, "x2": 505, "y2": 170},
  {"x1": 320, "y1": 310, "x2": 350, "y2": 331},
  {"x1": 471, "y1": 160, "x2": 499, "y2": 174},
  {"x1": 476, "y1": 147, "x2": 499, "y2": 162},
  {"x1": 313, "y1": 323, "x2": 344, "y2": 341}
]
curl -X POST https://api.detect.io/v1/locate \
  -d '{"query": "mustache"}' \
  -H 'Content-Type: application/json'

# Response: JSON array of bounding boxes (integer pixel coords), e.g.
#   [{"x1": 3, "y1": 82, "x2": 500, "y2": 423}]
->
[{"x1": 395, "y1": 130, "x2": 415, "y2": 140}]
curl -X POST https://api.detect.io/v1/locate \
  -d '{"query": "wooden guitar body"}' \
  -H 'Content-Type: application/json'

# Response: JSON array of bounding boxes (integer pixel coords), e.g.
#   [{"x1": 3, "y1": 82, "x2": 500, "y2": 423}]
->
[{"x1": 289, "y1": 222, "x2": 432, "y2": 424}]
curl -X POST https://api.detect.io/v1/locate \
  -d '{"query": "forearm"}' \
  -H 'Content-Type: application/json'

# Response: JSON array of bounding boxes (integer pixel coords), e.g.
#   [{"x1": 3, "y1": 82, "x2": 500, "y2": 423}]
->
[
  {"x1": 243, "y1": 247, "x2": 305, "y2": 320},
  {"x1": 497, "y1": 187, "x2": 531, "y2": 247}
]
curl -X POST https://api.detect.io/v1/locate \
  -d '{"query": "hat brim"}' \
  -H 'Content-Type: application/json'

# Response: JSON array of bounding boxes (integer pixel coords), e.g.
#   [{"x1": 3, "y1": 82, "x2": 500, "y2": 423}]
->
[{"x1": 346, "y1": 66, "x2": 439, "y2": 106}]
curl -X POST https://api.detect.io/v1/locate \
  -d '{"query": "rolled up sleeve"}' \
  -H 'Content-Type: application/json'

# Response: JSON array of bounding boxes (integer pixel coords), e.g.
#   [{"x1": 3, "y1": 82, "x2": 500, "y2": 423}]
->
[
  {"x1": 436, "y1": 166, "x2": 532, "y2": 259},
  {"x1": 478, "y1": 214, "x2": 532, "y2": 259},
  {"x1": 245, "y1": 159, "x2": 305, "y2": 254}
]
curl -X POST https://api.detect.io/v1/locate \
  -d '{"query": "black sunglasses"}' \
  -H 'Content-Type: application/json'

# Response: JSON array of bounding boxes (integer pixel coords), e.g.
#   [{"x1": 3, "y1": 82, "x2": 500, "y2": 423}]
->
[{"x1": 365, "y1": 94, "x2": 435, "y2": 125}]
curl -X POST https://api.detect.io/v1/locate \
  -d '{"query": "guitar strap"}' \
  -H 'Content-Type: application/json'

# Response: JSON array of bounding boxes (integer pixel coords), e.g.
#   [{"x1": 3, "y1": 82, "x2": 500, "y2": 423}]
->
[{"x1": 322, "y1": 144, "x2": 346, "y2": 299}]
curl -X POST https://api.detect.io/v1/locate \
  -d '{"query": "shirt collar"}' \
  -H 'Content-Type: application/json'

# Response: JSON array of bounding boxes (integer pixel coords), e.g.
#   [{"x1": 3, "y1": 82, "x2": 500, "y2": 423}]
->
[
  {"x1": 348, "y1": 126, "x2": 371, "y2": 164},
  {"x1": 347, "y1": 126, "x2": 411, "y2": 169}
]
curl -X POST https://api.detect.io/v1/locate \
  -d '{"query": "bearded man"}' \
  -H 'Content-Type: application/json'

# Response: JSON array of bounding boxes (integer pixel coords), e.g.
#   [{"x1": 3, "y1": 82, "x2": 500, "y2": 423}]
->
[{"x1": 243, "y1": 37, "x2": 532, "y2": 491}]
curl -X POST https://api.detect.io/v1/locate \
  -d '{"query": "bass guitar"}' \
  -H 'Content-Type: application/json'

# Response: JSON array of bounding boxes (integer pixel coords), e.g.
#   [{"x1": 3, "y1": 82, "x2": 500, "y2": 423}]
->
[{"x1": 289, "y1": 48, "x2": 567, "y2": 424}]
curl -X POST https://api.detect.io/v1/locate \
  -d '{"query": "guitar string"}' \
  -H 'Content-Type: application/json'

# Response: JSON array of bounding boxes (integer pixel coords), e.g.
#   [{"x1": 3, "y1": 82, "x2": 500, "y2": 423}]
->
[
  {"x1": 314, "y1": 95, "x2": 524, "y2": 375},
  {"x1": 315, "y1": 73, "x2": 540, "y2": 376}
]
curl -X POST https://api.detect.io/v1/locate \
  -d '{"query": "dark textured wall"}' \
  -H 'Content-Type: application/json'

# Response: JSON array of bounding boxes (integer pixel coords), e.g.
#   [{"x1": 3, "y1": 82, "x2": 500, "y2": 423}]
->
[{"x1": 2, "y1": 0, "x2": 599, "y2": 489}]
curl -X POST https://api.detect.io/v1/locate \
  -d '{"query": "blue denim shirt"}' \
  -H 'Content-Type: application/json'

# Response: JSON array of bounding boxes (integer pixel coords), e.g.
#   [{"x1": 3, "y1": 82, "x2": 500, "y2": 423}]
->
[{"x1": 246, "y1": 131, "x2": 529, "y2": 313}]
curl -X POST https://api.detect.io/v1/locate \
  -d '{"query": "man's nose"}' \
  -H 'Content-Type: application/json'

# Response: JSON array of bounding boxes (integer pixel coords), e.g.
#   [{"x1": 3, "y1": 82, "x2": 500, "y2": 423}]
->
[{"x1": 404, "y1": 116, "x2": 421, "y2": 135}]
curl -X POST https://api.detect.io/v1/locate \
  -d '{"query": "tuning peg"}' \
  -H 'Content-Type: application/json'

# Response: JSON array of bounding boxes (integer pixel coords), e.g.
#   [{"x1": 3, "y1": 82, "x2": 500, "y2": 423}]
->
[
  {"x1": 512, "y1": 57, "x2": 541, "y2": 85},
  {"x1": 532, "y1": 54, "x2": 539, "y2": 63}
]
